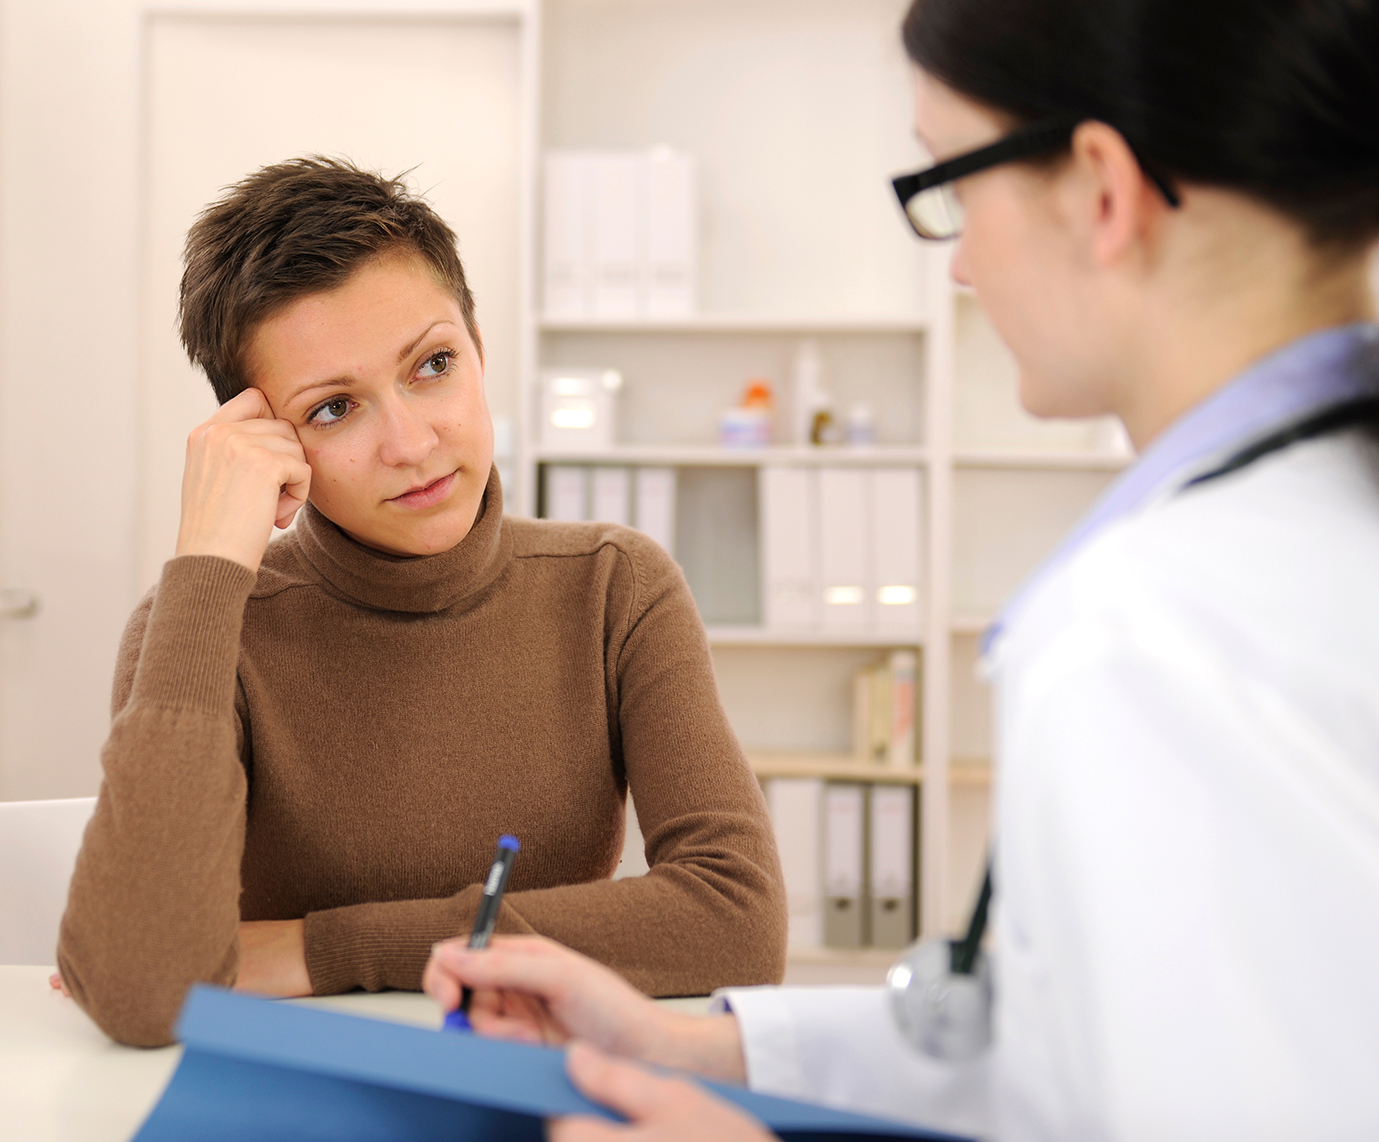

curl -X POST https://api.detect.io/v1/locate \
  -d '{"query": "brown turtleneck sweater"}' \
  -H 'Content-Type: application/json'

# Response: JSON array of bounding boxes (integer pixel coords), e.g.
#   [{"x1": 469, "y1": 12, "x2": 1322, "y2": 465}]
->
[{"x1": 58, "y1": 470, "x2": 786, "y2": 1047}]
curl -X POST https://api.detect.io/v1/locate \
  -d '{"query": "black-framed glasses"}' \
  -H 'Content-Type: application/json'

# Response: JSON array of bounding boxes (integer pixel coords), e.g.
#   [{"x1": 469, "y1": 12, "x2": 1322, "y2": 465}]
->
[{"x1": 891, "y1": 117, "x2": 1181, "y2": 241}]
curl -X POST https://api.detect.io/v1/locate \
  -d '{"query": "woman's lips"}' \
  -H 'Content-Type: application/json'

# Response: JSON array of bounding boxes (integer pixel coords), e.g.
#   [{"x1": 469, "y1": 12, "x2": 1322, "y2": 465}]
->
[{"x1": 389, "y1": 470, "x2": 458, "y2": 510}]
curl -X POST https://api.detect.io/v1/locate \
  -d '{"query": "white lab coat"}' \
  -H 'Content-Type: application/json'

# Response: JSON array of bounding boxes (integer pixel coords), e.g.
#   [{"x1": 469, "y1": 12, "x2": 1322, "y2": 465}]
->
[{"x1": 718, "y1": 432, "x2": 1379, "y2": 1141}]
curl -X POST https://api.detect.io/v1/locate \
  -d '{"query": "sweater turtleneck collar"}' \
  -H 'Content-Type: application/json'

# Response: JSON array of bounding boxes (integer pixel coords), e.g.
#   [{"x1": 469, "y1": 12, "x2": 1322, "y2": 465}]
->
[{"x1": 294, "y1": 466, "x2": 511, "y2": 614}]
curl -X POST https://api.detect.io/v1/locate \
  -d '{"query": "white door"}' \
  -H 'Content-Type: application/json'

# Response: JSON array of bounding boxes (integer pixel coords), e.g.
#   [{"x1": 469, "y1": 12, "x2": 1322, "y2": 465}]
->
[{"x1": 0, "y1": 1, "x2": 530, "y2": 800}]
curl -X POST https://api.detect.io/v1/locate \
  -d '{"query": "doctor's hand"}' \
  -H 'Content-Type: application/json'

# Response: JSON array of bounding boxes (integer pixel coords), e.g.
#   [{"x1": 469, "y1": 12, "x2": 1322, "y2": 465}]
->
[
  {"x1": 551, "y1": 1042, "x2": 775, "y2": 1142},
  {"x1": 176, "y1": 388, "x2": 312, "y2": 573},
  {"x1": 423, "y1": 935, "x2": 746, "y2": 1084}
]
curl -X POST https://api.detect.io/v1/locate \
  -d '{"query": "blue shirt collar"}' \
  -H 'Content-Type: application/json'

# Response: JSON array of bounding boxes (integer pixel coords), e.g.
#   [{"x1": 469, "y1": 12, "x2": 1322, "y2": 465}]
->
[{"x1": 983, "y1": 322, "x2": 1379, "y2": 656}]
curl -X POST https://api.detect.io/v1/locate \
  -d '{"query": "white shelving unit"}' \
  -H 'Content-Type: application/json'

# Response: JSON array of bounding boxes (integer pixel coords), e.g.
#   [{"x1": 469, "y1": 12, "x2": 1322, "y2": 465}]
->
[{"x1": 523, "y1": 0, "x2": 1129, "y2": 940}]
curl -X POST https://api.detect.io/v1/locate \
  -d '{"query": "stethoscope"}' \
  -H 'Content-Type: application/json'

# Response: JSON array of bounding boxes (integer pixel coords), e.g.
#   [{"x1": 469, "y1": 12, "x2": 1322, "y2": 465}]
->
[{"x1": 886, "y1": 394, "x2": 1379, "y2": 1062}]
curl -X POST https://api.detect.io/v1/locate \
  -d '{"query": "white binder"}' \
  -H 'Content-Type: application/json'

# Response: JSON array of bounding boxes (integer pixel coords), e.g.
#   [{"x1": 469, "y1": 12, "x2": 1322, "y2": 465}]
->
[
  {"x1": 871, "y1": 467, "x2": 923, "y2": 632},
  {"x1": 542, "y1": 152, "x2": 592, "y2": 319},
  {"x1": 760, "y1": 466, "x2": 818, "y2": 628},
  {"x1": 633, "y1": 467, "x2": 677, "y2": 556},
  {"x1": 868, "y1": 784, "x2": 915, "y2": 948},
  {"x1": 823, "y1": 782, "x2": 866, "y2": 948},
  {"x1": 818, "y1": 467, "x2": 871, "y2": 629},
  {"x1": 644, "y1": 148, "x2": 696, "y2": 318},
  {"x1": 590, "y1": 467, "x2": 631, "y2": 526},
  {"x1": 764, "y1": 777, "x2": 824, "y2": 950},
  {"x1": 591, "y1": 153, "x2": 641, "y2": 319},
  {"x1": 544, "y1": 466, "x2": 587, "y2": 522}
]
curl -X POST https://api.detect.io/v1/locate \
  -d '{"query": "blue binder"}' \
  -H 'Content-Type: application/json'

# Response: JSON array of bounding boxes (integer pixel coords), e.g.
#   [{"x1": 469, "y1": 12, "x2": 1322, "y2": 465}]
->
[{"x1": 130, "y1": 986, "x2": 970, "y2": 1141}]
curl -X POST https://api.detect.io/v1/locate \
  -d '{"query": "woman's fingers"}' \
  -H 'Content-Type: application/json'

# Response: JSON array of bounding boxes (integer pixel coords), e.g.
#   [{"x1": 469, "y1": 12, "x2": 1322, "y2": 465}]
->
[
  {"x1": 234, "y1": 919, "x2": 311, "y2": 998},
  {"x1": 177, "y1": 392, "x2": 312, "y2": 570},
  {"x1": 208, "y1": 386, "x2": 277, "y2": 424}
]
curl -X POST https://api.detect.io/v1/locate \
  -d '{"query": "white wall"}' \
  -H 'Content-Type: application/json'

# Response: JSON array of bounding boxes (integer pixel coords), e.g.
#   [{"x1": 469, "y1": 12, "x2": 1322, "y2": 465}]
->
[{"x1": 0, "y1": 0, "x2": 145, "y2": 800}]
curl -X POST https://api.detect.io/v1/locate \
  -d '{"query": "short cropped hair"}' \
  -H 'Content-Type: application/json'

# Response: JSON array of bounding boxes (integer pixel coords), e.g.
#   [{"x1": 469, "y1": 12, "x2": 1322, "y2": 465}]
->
[{"x1": 179, "y1": 155, "x2": 481, "y2": 404}]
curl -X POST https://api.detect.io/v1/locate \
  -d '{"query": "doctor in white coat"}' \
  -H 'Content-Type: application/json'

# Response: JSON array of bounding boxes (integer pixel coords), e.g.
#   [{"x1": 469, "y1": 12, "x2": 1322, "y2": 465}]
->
[{"x1": 424, "y1": 0, "x2": 1379, "y2": 1138}]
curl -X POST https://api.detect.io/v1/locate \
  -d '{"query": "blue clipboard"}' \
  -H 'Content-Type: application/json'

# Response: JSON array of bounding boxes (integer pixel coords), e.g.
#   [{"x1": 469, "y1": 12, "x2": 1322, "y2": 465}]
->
[{"x1": 129, "y1": 986, "x2": 970, "y2": 1141}]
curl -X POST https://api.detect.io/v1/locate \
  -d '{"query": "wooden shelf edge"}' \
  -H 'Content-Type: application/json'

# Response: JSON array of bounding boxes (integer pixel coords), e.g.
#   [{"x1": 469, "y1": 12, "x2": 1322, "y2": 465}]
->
[
  {"x1": 748, "y1": 754, "x2": 922, "y2": 784},
  {"x1": 785, "y1": 946, "x2": 900, "y2": 966},
  {"x1": 539, "y1": 313, "x2": 930, "y2": 334},
  {"x1": 748, "y1": 753, "x2": 992, "y2": 786},
  {"x1": 532, "y1": 445, "x2": 929, "y2": 467},
  {"x1": 709, "y1": 626, "x2": 924, "y2": 648}
]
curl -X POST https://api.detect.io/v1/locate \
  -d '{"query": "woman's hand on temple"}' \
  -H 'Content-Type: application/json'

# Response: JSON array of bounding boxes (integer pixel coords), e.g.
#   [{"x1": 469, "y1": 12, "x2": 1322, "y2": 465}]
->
[
  {"x1": 550, "y1": 1042, "x2": 776, "y2": 1142},
  {"x1": 423, "y1": 935, "x2": 746, "y2": 1084},
  {"x1": 235, "y1": 919, "x2": 312, "y2": 998},
  {"x1": 176, "y1": 387, "x2": 312, "y2": 573}
]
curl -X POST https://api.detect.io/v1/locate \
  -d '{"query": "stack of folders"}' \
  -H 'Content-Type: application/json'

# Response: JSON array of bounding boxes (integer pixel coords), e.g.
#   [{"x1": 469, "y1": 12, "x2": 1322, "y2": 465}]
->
[
  {"x1": 541, "y1": 465, "x2": 677, "y2": 557},
  {"x1": 764, "y1": 778, "x2": 917, "y2": 951},
  {"x1": 854, "y1": 650, "x2": 918, "y2": 768},
  {"x1": 760, "y1": 466, "x2": 923, "y2": 634},
  {"x1": 543, "y1": 148, "x2": 696, "y2": 320}
]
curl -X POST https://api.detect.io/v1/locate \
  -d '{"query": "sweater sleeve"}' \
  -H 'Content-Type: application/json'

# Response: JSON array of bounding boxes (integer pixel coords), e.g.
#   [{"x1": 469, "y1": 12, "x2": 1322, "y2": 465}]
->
[
  {"x1": 301, "y1": 537, "x2": 787, "y2": 997},
  {"x1": 57, "y1": 555, "x2": 256, "y2": 1047}
]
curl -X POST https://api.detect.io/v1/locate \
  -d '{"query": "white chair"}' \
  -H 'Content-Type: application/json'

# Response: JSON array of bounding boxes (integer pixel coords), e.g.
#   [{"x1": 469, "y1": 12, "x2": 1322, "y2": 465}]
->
[{"x1": 0, "y1": 796, "x2": 97, "y2": 965}]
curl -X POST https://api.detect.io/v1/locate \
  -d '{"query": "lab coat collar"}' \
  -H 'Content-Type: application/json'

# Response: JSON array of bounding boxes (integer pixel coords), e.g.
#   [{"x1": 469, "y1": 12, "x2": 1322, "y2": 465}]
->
[{"x1": 982, "y1": 322, "x2": 1379, "y2": 662}]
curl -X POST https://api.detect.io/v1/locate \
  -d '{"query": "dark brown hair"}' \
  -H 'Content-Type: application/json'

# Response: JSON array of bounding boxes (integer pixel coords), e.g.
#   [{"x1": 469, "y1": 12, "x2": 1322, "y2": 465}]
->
[
  {"x1": 179, "y1": 155, "x2": 481, "y2": 404},
  {"x1": 902, "y1": 0, "x2": 1379, "y2": 249}
]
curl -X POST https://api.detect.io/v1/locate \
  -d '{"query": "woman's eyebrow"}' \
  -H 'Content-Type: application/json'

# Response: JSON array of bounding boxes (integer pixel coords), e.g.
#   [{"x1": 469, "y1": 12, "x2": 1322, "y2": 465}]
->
[
  {"x1": 395, "y1": 319, "x2": 455, "y2": 364},
  {"x1": 281, "y1": 375, "x2": 356, "y2": 410}
]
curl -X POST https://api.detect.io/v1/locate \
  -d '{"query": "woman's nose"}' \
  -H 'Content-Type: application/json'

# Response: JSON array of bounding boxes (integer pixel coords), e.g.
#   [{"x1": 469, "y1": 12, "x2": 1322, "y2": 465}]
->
[{"x1": 377, "y1": 398, "x2": 440, "y2": 468}]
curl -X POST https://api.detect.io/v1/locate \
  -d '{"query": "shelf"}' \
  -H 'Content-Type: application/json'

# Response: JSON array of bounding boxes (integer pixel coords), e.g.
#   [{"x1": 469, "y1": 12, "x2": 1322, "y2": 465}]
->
[
  {"x1": 747, "y1": 753, "x2": 993, "y2": 787},
  {"x1": 533, "y1": 445, "x2": 928, "y2": 468},
  {"x1": 948, "y1": 760, "x2": 994, "y2": 787},
  {"x1": 954, "y1": 447, "x2": 1132, "y2": 472},
  {"x1": 539, "y1": 313, "x2": 929, "y2": 334},
  {"x1": 708, "y1": 626, "x2": 923, "y2": 648},
  {"x1": 748, "y1": 753, "x2": 923, "y2": 784}
]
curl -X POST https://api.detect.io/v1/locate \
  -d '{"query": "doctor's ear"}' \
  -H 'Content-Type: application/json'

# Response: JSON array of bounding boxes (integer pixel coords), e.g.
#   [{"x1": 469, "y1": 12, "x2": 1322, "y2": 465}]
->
[{"x1": 1066, "y1": 121, "x2": 1171, "y2": 269}]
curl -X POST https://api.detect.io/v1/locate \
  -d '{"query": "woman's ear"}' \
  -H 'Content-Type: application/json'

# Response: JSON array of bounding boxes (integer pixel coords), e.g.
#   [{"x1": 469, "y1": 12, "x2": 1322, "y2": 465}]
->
[{"x1": 1069, "y1": 121, "x2": 1170, "y2": 269}]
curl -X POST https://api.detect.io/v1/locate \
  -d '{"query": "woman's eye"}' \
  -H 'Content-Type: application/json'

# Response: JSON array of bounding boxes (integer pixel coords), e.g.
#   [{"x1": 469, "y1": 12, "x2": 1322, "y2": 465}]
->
[
  {"x1": 309, "y1": 397, "x2": 352, "y2": 425},
  {"x1": 418, "y1": 350, "x2": 453, "y2": 379}
]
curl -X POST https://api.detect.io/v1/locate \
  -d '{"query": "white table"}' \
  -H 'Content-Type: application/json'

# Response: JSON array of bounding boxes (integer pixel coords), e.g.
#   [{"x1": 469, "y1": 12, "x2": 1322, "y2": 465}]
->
[{"x1": 0, "y1": 965, "x2": 709, "y2": 1142}]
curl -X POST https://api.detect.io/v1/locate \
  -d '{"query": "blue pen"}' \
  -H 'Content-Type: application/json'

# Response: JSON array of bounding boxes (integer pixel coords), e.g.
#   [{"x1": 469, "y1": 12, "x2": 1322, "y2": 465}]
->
[{"x1": 443, "y1": 834, "x2": 520, "y2": 1032}]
